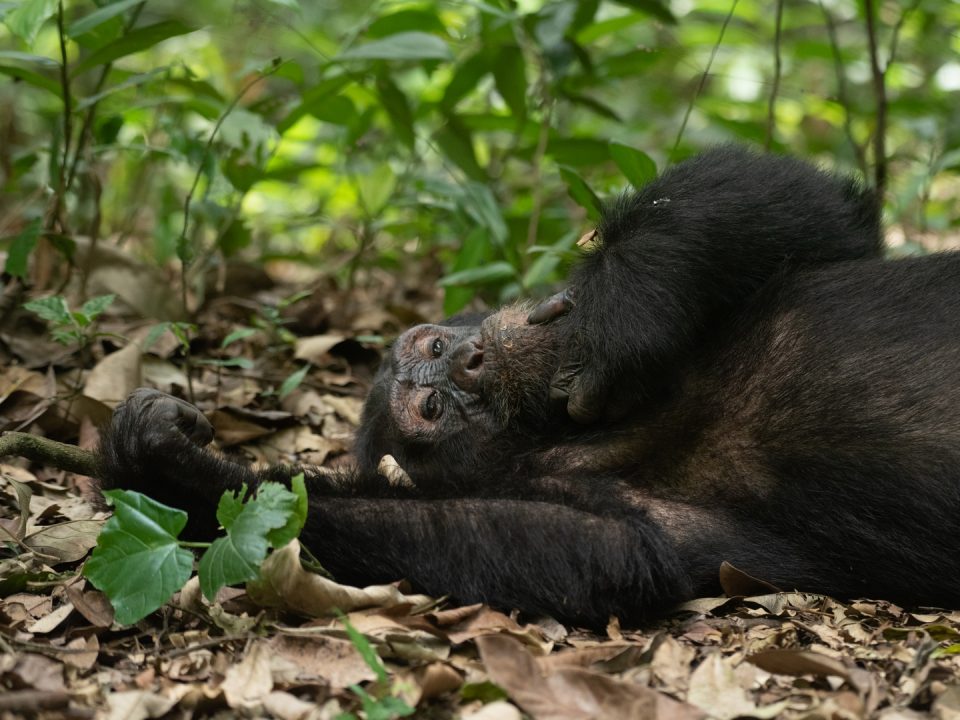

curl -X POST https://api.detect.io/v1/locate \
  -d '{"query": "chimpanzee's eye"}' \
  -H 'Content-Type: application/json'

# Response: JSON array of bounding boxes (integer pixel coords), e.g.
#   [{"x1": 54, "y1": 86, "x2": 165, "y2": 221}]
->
[
  {"x1": 431, "y1": 338, "x2": 444, "y2": 357},
  {"x1": 421, "y1": 391, "x2": 442, "y2": 421}
]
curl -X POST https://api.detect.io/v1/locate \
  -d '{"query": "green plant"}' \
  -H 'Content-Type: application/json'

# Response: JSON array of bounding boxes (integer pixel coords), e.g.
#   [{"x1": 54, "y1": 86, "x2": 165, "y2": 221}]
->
[
  {"x1": 24, "y1": 293, "x2": 115, "y2": 347},
  {"x1": 337, "y1": 613, "x2": 415, "y2": 720},
  {"x1": 84, "y1": 473, "x2": 307, "y2": 625}
]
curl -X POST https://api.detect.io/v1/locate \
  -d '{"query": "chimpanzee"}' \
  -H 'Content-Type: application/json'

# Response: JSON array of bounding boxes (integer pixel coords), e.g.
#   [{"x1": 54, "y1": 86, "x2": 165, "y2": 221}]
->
[{"x1": 97, "y1": 146, "x2": 960, "y2": 627}]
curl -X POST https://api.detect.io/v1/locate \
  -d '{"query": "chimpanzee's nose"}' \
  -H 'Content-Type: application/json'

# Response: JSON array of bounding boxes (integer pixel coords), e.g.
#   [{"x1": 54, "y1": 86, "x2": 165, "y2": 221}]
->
[{"x1": 450, "y1": 338, "x2": 484, "y2": 392}]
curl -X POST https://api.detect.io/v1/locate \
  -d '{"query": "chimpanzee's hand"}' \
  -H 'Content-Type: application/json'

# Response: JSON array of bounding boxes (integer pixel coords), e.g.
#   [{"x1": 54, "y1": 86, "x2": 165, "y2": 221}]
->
[
  {"x1": 113, "y1": 388, "x2": 214, "y2": 454},
  {"x1": 528, "y1": 289, "x2": 617, "y2": 424}
]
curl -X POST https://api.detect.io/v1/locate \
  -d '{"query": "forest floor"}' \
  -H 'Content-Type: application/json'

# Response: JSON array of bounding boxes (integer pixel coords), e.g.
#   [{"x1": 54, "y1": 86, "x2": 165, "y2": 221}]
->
[{"x1": 0, "y1": 257, "x2": 958, "y2": 720}]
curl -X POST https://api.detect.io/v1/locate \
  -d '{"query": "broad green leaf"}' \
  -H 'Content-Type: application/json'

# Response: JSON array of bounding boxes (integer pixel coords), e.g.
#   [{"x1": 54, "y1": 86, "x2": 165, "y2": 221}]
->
[
  {"x1": 0, "y1": 64, "x2": 61, "y2": 97},
  {"x1": 0, "y1": 51, "x2": 58, "y2": 68},
  {"x1": 84, "y1": 490, "x2": 194, "y2": 625},
  {"x1": 71, "y1": 21, "x2": 194, "y2": 77},
  {"x1": 460, "y1": 182, "x2": 507, "y2": 244},
  {"x1": 443, "y1": 226, "x2": 490, "y2": 316},
  {"x1": 376, "y1": 74, "x2": 415, "y2": 150},
  {"x1": 609, "y1": 142, "x2": 657, "y2": 187},
  {"x1": 609, "y1": 0, "x2": 676, "y2": 23},
  {"x1": 4, "y1": 0, "x2": 57, "y2": 44},
  {"x1": 198, "y1": 482, "x2": 302, "y2": 600},
  {"x1": 5, "y1": 219, "x2": 41, "y2": 278},
  {"x1": 278, "y1": 364, "x2": 310, "y2": 399},
  {"x1": 75, "y1": 68, "x2": 165, "y2": 110},
  {"x1": 338, "y1": 32, "x2": 452, "y2": 62},
  {"x1": 357, "y1": 163, "x2": 397, "y2": 215},
  {"x1": 435, "y1": 117, "x2": 486, "y2": 181},
  {"x1": 367, "y1": 9, "x2": 445, "y2": 38},
  {"x1": 263, "y1": 474, "x2": 307, "y2": 548},
  {"x1": 67, "y1": 0, "x2": 143, "y2": 38},
  {"x1": 79, "y1": 294, "x2": 115, "y2": 322},
  {"x1": 23, "y1": 294, "x2": 71, "y2": 325},
  {"x1": 440, "y1": 51, "x2": 490, "y2": 110},
  {"x1": 559, "y1": 165, "x2": 602, "y2": 220},
  {"x1": 439, "y1": 262, "x2": 517, "y2": 287},
  {"x1": 277, "y1": 75, "x2": 353, "y2": 133},
  {"x1": 492, "y1": 45, "x2": 527, "y2": 121},
  {"x1": 222, "y1": 327, "x2": 257, "y2": 348}
]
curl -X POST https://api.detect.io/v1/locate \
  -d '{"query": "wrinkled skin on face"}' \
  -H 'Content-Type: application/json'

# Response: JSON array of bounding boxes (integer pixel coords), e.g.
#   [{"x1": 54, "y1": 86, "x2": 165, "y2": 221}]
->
[{"x1": 353, "y1": 305, "x2": 565, "y2": 484}]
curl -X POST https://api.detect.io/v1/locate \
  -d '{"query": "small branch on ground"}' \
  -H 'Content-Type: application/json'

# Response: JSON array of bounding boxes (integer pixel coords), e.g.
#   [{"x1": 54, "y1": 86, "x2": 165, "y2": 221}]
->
[{"x1": 0, "y1": 432, "x2": 99, "y2": 477}]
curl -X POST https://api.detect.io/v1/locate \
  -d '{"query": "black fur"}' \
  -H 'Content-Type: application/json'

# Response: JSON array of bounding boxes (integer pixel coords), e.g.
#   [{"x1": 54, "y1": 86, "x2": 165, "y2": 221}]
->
[{"x1": 96, "y1": 147, "x2": 960, "y2": 627}]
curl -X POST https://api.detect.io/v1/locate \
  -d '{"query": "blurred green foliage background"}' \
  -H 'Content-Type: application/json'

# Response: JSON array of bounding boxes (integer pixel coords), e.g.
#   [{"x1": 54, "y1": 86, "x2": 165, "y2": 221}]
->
[{"x1": 1, "y1": 0, "x2": 958, "y2": 316}]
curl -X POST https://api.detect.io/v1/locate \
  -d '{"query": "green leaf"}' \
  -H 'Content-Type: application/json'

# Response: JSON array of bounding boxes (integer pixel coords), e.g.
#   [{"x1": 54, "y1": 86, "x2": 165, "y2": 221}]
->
[
  {"x1": 440, "y1": 51, "x2": 490, "y2": 110},
  {"x1": 609, "y1": 0, "x2": 676, "y2": 23},
  {"x1": 367, "y1": 9, "x2": 445, "y2": 38},
  {"x1": 609, "y1": 142, "x2": 657, "y2": 187},
  {"x1": 439, "y1": 262, "x2": 516, "y2": 287},
  {"x1": 263, "y1": 475, "x2": 307, "y2": 548},
  {"x1": 435, "y1": 116, "x2": 485, "y2": 181},
  {"x1": 5, "y1": 219, "x2": 41, "y2": 278},
  {"x1": 341, "y1": 613, "x2": 388, "y2": 684},
  {"x1": 0, "y1": 63, "x2": 61, "y2": 97},
  {"x1": 67, "y1": 0, "x2": 143, "y2": 38},
  {"x1": 71, "y1": 20, "x2": 194, "y2": 77},
  {"x1": 222, "y1": 327, "x2": 257, "y2": 348},
  {"x1": 23, "y1": 294, "x2": 71, "y2": 325},
  {"x1": 357, "y1": 163, "x2": 397, "y2": 215},
  {"x1": 559, "y1": 165, "x2": 602, "y2": 220},
  {"x1": 84, "y1": 490, "x2": 194, "y2": 625},
  {"x1": 492, "y1": 45, "x2": 527, "y2": 121},
  {"x1": 338, "y1": 32, "x2": 452, "y2": 62},
  {"x1": 4, "y1": 0, "x2": 57, "y2": 44},
  {"x1": 443, "y1": 226, "x2": 489, "y2": 316},
  {"x1": 460, "y1": 182, "x2": 507, "y2": 244},
  {"x1": 278, "y1": 364, "x2": 310, "y2": 399},
  {"x1": 376, "y1": 74, "x2": 415, "y2": 150},
  {"x1": 79, "y1": 294, "x2": 115, "y2": 322},
  {"x1": 198, "y1": 482, "x2": 302, "y2": 600}
]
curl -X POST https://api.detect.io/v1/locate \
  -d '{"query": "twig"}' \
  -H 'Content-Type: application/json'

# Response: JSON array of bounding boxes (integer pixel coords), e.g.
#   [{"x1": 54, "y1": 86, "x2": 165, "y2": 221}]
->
[
  {"x1": 0, "y1": 432, "x2": 99, "y2": 477},
  {"x1": 55, "y1": 1, "x2": 72, "y2": 216},
  {"x1": 819, "y1": 2, "x2": 868, "y2": 176},
  {"x1": 65, "y1": 2, "x2": 146, "y2": 191},
  {"x1": 671, "y1": 0, "x2": 740, "y2": 161},
  {"x1": 863, "y1": 0, "x2": 887, "y2": 199},
  {"x1": 0, "y1": 690, "x2": 71, "y2": 713},
  {"x1": 765, "y1": 0, "x2": 784, "y2": 150}
]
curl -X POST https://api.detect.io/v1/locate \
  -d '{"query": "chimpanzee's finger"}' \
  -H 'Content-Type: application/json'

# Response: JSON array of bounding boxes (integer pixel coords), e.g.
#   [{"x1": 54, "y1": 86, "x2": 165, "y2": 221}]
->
[{"x1": 527, "y1": 288, "x2": 575, "y2": 325}]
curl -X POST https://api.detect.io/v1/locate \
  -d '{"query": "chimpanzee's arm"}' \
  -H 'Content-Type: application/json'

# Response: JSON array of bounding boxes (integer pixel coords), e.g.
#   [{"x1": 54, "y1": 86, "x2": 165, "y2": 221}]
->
[
  {"x1": 535, "y1": 147, "x2": 880, "y2": 422},
  {"x1": 97, "y1": 390, "x2": 693, "y2": 626},
  {"x1": 297, "y1": 477, "x2": 692, "y2": 626}
]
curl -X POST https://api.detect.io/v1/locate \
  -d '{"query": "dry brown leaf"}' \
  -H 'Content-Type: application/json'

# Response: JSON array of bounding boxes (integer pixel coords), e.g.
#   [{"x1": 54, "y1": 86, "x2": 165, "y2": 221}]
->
[
  {"x1": 294, "y1": 333, "x2": 347, "y2": 362},
  {"x1": 477, "y1": 634, "x2": 703, "y2": 720},
  {"x1": 208, "y1": 409, "x2": 272, "y2": 446},
  {"x1": 59, "y1": 635, "x2": 99, "y2": 671},
  {"x1": 248, "y1": 540, "x2": 432, "y2": 616},
  {"x1": 686, "y1": 652, "x2": 786, "y2": 720},
  {"x1": 446, "y1": 607, "x2": 553, "y2": 654},
  {"x1": 7, "y1": 653, "x2": 65, "y2": 692},
  {"x1": 464, "y1": 700, "x2": 524, "y2": 720},
  {"x1": 269, "y1": 634, "x2": 377, "y2": 689},
  {"x1": 934, "y1": 684, "x2": 960, "y2": 720},
  {"x1": 26, "y1": 601, "x2": 74, "y2": 634},
  {"x1": 263, "y1": 690, "x2": 317, "y2": 720},
  {"x1": 719, "y1": 561, "x2": 781, "y2": 597},
  {"x1": 84, "y1": 342, "x2": 143, "y2": 405},
  {"x1": 22, "y1": 519, "x2": 103, "y2": 562},
  {"x1": 105, "y1": 690, "x2": 179, "y2": 720},
  {"x1": 222, "y1": 640, "x2": 274, "y2": 708},
  {"x1": 66, "y1": 584, "x2": 115, "y2": 628}
]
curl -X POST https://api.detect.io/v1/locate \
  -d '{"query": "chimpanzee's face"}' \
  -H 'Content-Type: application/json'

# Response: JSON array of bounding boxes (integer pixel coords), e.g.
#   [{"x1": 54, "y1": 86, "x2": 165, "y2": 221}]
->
[{"x1": 353, "y1": 306, "x2": 564, "y2": 481}]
